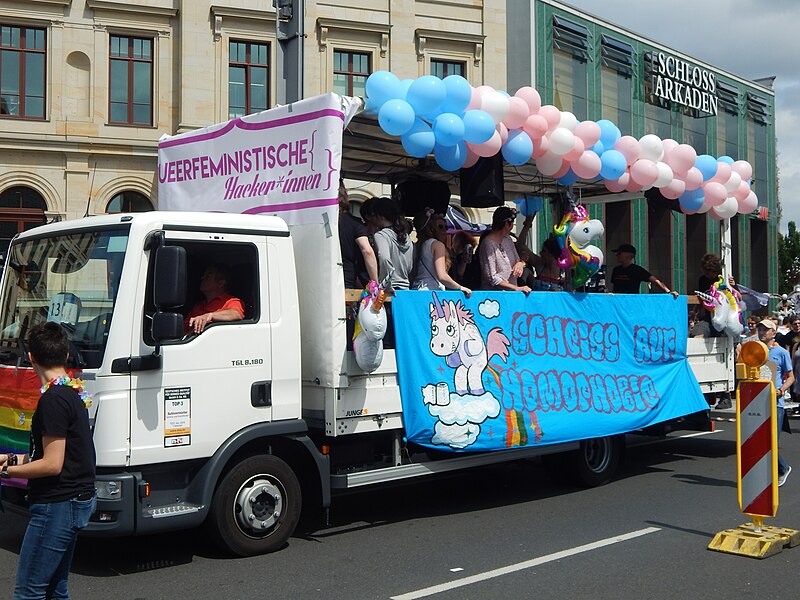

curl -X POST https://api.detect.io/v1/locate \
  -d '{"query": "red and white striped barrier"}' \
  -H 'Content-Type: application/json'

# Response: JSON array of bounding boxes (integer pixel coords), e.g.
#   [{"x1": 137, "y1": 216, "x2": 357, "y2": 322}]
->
[{"x1": 737, "y1": 380, "x2": 778, "y2": 518}]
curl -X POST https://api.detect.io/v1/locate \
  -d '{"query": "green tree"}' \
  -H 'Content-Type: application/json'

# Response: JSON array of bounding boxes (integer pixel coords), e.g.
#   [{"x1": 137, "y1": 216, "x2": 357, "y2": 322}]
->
[{"x1": 778, "y1": 221, "x2": 800, "y2": 294}]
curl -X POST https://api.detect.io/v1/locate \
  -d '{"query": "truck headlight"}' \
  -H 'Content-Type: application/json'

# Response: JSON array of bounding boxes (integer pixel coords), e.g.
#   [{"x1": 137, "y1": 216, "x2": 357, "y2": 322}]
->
[{"x1": 95, "y1": 480, "x2": 123, "y2": 500}]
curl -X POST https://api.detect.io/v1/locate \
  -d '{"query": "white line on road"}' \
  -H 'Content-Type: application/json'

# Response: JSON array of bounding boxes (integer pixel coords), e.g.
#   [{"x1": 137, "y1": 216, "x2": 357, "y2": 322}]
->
[
  {"x1": 390, "y1": 527, "x2": 661, "y2": 600},
  {"x1": 628, "y1": 429, "x2": 724, "y2": 449}
]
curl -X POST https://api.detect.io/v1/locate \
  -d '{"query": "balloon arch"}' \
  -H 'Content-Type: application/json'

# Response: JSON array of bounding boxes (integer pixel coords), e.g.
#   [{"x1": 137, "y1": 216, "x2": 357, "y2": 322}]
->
[{"x1": 365, "y1": 72, "x2": 758, "y2": 219}]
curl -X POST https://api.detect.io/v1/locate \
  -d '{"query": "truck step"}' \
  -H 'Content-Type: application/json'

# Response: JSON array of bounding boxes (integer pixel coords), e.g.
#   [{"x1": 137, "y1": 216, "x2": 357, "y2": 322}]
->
[{"x1": 145, "y1": 502, "x2": 203, "y2": 519}]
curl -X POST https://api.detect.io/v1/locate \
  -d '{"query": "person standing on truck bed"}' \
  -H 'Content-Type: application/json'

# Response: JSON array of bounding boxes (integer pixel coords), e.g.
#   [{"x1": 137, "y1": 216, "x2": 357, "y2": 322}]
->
[
  {"x1": 185, "y1": 263, "x2": 245, "y2": 334},
  {"x1": 610, "y1": 244, "x2": 678, "y2": 297},
  {"x1": 338, "y1": 181, "x2": 378, "y2": 290},
  {"x1": 411, "y1": 209, "x2": 472, "y2": 297},
  {"x1": 372, "y1": 196, "x2": 413, "y2": 294},
  {"x1": 0, "y1": 322, "x2": 96, "y2": 600},
  {"x1": 478, "y1": 206, "x2": 532, "y2": 293}
]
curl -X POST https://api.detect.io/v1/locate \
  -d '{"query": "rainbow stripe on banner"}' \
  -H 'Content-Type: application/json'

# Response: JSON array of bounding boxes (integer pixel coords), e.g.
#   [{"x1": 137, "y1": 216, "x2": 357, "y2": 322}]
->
[{"x1": 392, "y1": 291, "x2": 709, "y2": 452}]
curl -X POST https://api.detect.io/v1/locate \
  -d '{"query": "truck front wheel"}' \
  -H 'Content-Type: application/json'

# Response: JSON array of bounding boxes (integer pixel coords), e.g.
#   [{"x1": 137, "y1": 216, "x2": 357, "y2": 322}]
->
[{"x1": 207, "y1": 455, "x2": 301, "y2": 556}]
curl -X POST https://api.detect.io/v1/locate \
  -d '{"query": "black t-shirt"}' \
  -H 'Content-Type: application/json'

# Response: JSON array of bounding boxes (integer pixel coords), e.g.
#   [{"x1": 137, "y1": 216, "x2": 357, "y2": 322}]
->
[
  {"x1": 339, "y1": 213, "x2": 369, "y2": 289},
  {"x1": 697, "y1": 274, "x2": 718, "y2": 293},
  {"x1": 778, "y1": 330, "x2": 800, "y2": 352},
  {"x1": 611, "y1": 263, "x2": 651, "y2": 294},
  {"x1": 29, "y1": 385, "x2": 96, "y2": 503}
]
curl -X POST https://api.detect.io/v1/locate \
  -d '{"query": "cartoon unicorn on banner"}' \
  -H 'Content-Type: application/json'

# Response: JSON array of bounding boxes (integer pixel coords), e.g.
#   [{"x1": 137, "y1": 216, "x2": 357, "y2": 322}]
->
[
  {"x1": 553, "y1": 205, "x2": 604, "y2": 287},
  {"x1": 695, "y1": 276, "x2": 744, "y2": 338},
  {"x1": 428, "y1": 292, "x2": 510, "y2": 395}
]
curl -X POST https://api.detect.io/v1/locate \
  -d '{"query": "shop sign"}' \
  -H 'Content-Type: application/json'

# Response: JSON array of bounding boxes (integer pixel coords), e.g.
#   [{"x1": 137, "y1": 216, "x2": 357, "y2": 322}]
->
[{"x1": 646, "y1": 52, "x2": 718, "y2": 116}]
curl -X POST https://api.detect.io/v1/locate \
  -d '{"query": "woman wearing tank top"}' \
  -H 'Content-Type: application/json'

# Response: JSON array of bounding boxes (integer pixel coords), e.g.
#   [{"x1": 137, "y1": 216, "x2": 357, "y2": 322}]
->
[{"x1": 411, "y1": 209, "x2": 472, "y2": 297}]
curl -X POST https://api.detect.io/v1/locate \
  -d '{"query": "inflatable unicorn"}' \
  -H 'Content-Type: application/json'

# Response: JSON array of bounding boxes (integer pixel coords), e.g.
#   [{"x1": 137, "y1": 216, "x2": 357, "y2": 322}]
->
[
  {"x1": 352, "y1": 280, "x2": 387, "y2": 372},
  {"x1": 695, "y1": 276, "x2": 744, "y2": 338},
  {"x1": 553, "y1": 205, "x2": 605, "y2": 287},
  {"x1": 428, "y1": 292, "x2": 510, "y2": 395}
]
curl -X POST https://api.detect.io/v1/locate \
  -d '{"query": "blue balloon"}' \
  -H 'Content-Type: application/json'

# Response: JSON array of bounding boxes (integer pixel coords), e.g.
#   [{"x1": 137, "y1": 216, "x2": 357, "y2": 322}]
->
[
  {"x1": 695, "y1": 154, "x2": 718, "y2": 181},
  {"x1": 501, "y1": 130, "x2": 534, "y2": 166},
  {"x1": 366, "y1": 71, "x2": 401, "y2": 107},
  {"x1": 718, "y1": 155, "x2": 734, "y2": 165},
  {"x1": 556, "y1": 168, "x2": 579, "y2": 186},
  {"x1": 406, "y1": 76, "x2": 446, "y2": 116},
  {"x1": 401, "y1": 119, "x2": 435, "y2": 158},
  {"x1": 590, "y1": 141, "x2": 605, "y2": 156},
  {"x1": 597, "y1": 119, "x2": 621, "y2": 148},
  {"x1": 378, "y1": 99, "x2": 415, "y2": 136},
  {"x1": 441, "y1": 75, "x2": 472, "y2": 114},
  {"x1": 678, "y1": 188, "x2": 704, "y2": 211},
  {"x1": 434, "y1": 141, "x2": 468, "y2": 171},
  {"x1": 432, "y1": 113, "x2": 465, "y2": 147},
  {"x1": 463, "y1": 110, "x2": 495, "y2": 144},
  {"x1": 399, "y1": 79, "x2": 414, "y2": 99},
  {"x1": 599, "y1": 149, "x2": 626, "y2": 180}
]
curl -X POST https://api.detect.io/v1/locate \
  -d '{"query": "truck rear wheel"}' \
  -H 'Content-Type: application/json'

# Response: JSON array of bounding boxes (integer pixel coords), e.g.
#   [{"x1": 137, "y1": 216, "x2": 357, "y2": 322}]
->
[
  {"x1": 573, "y1": 436, "x2": 623, "y2": 487},
  {"x1": 207, "y1": 455, "x2": 301, "y2": 556}
]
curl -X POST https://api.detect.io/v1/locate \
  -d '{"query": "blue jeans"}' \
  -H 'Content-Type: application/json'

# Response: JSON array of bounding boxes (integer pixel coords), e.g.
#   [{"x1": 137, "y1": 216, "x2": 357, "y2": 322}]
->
[
  {"x1": 14, "y1": 495, "x2": 96, "y2": 600},
  {"x1": 777, "y1": 406, "x2": 789, "y2": 477}
]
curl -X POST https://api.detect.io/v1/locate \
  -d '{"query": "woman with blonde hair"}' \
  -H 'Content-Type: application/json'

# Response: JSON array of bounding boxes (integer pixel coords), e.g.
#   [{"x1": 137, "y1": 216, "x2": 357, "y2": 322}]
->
[{"x1": 411, "y1": 208, "x2": 471, "y2": 297}]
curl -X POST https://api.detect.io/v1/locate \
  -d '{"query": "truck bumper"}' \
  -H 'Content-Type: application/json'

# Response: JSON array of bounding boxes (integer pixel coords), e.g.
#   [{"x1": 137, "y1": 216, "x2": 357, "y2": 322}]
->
[{"x1": 83, "y1": 472, "x2": 138, "y2": 537}]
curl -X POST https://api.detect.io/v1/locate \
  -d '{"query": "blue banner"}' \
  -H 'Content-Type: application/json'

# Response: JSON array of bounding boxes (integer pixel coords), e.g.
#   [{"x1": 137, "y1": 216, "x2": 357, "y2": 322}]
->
[{"x1": 392, "y1": 291, "x2": 708, "y2": 452}]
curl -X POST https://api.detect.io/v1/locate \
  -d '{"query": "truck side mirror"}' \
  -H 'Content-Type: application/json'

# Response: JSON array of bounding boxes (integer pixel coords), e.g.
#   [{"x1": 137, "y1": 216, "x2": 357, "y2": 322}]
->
[
  {"x1": 154, "y1": 246, "x2": 186, "y2": 309},
  {"x1": 152, "y1": 311, "x2": 184, "y2": 342}
]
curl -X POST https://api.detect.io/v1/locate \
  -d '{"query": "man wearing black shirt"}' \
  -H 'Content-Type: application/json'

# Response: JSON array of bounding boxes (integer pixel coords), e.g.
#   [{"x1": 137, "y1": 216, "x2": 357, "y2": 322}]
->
[
  {"x1": 610, "y1": 244, "x2": 677, "y2": 296},
  {"x1": 338, "y1": 182, "x2": 378, "y2": 289},
  {"x1": 1, "y1": 322, "x2": 96, "y2": 599}
]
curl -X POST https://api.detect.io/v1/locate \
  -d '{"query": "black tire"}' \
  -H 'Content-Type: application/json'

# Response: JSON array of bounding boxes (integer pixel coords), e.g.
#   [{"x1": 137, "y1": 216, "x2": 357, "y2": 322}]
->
[
  {"x1": 573, "y1": 436, "x2": 623, "y2": 487},
  {"x1": 207, "y1": 454, "x2": 301, "y2": 557}
]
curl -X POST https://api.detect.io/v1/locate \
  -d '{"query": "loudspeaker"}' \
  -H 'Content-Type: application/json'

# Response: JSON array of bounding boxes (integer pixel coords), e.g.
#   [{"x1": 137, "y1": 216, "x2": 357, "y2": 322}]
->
[
  {"x1": 394, "y1": 179, "x2": 451, "y2": 217},
  {"x1": 460, "y1": 155, "x2": 505, "y2": 208}
]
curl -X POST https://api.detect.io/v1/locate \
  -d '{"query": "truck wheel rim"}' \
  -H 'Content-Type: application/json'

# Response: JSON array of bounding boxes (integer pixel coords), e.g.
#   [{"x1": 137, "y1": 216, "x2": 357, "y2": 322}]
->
[
  {"x1": 234, "y1": 476, "x2": 284, "y2": 536},
  {"x1": 585, "y1": 439, "x2": 611, "y2": 473}
]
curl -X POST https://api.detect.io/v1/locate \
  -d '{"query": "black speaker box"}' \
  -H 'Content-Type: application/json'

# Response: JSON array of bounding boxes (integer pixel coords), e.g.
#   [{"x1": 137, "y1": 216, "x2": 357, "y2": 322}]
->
[
  {"x1": 394, "y1": 179, "x2": 451, "y2": 217},
  {"x1": 460, "y1": 155, "x2": 505, "y2": 208}
]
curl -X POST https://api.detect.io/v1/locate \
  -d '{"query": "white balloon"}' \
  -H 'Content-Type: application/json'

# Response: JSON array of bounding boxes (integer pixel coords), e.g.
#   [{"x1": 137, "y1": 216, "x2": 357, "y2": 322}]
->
[
  {"x1": 536, "y1": 150, "x2": 563, "y2": 176},
  {"x1": 480, "y1": 91, "x2": 510, "y2": 124},
  {"x1": 639, "y1": 134, "x2": 664, "y2": 162},
  {"x1": 654, "y1": 162, "x2": 674, "y2": 188},
  {"x1": 725, "y1": 171, "x2": 742, "y2": 193},
  {"x1": 548, "y1": 127, "x2": 575, "y2": 156},
  {"x1": 712, "y1": 195, "x2": 738, "y2": 219},
  {"x1": 697, "y1": 201, "x2": 712, "y2": 214},
  {"x1": 558, "y1": 111, "x2": 578, "y2": 131}
]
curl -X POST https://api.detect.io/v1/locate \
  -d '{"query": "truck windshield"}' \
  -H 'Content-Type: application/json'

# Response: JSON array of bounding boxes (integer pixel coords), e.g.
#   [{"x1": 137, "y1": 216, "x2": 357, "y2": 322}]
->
[{"x1": 0, "y1": 227, "x2": 129, "y2": 369}]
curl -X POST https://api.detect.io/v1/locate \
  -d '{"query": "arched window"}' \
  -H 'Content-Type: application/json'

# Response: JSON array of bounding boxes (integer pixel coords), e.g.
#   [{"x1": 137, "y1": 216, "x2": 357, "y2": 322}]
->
[
  {"x1": 106, "y1": 191, "x2": 153, "y2": 213},
  {"x1": 0, "y1": 186, "x2": 47, "y2": 257}
]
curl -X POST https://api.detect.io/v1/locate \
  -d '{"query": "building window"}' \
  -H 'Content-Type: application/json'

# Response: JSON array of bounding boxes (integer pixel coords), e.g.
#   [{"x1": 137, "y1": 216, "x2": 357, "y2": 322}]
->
[
  {"x1": 600, "y1": 35, "x2": 633, "y2": 134},
  {"x1": 109, "y1": 35, "x2": 153, "y2": 126},
  {"x1": 551, "y1": 16, "x2": 590, "y2": 119},
  {"x1": 645, "y1": 101, "x2": 671, "y2": 140},
  {"x1": 747, "y1": 119, "x2": 768, "y2": 207},
  {"x1": 717, "y1": 109, "x2": 738, "y2": 158},
  {"x1": 333, "y1": 50, "x2": 370, "y2": 97},
  {"x1": 431, "y1": 59, "x2": 464, "y2": 79},
  {"x1": 0, "y1": 25, "x2": 46, "y2": 119},
  {"x1": 683, "y1": 110, "x2": 707, "y2": 154},
  {"x1": 0, "y1": 186, "x2": 47, "y2": 257},
  {"x1": 229, "y1": 40, "x2": 269, "y2": 119},
  {"x1": 106, "y1": 191, "x2": 153, "y2": 213}
]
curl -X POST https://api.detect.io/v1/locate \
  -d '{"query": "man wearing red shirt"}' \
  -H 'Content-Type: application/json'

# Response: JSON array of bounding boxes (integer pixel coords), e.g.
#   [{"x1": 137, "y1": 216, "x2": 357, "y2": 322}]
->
[{"x1": 185, "y1": 264, "x2": 245, "y2": 334}]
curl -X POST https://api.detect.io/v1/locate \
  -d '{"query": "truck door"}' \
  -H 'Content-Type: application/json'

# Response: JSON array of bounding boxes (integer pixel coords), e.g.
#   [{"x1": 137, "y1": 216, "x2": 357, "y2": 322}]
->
[{"x1": 128, "y1": 231, "x2": 272, "y2": 465}]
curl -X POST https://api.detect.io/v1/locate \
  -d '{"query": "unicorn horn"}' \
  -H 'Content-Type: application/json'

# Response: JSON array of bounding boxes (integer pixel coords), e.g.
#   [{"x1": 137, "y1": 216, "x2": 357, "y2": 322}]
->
[
  {"x1": 372, "y1": 289, "x2": 386, "y2": 313},
  {"x1": 432, "y1": 291, "x2": 445, "y2": 318}
]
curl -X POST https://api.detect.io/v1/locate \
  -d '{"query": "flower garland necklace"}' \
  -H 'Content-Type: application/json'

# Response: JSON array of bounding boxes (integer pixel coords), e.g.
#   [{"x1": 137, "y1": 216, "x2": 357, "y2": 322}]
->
[{"x1": 41, "y1": 375, "x2": 92, "y2": 408}]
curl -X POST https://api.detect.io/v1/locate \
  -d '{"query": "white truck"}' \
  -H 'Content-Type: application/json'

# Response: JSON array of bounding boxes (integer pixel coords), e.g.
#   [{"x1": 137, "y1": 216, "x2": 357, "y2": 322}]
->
[{"x1": 0, "y1": 96, "x2": 732, "y2": 557}]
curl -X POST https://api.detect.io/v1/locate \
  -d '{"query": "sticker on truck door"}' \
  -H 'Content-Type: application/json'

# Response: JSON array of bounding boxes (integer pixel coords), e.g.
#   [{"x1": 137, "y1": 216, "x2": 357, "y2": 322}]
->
[{"x1": 164, "y1": 387, "x2": 191, "y2": 447}]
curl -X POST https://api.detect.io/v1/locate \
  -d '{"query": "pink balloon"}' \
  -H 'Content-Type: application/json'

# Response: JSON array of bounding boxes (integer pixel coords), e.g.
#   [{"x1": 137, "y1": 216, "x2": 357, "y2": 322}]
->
[
  {"x1": 466, "y1": 87, "x2": 482, "y2": 111},
  {"x1": 574, "y1": 121, "x2": 601, "y2": 147},
  {"x1": 496, "y1": 122, "x2": 509, "y2": 145},
  {"x1": 614, "y1": 136, "x2": 641, "y2": 166},
  {"x1": 660, "y1": 178, "x2": 686, "y2": 200},
  {"x1": 662, "y1": 138, "x2": 679, "y2": 163},
  {"x1": 468, "y1": 131, "x2": 502, "y2": 157},
  {"x1": 708, "y1": 209, "x2": 723, "y2": 221},
  {"x1": 514, "y1": 86, "x2": 542, "y2": 114},
  {"x1": 538, "y1": 105, "x2": 562, "y2": 131},
  {"x1": 531, "y1": 134, "x2": 550, "y2": 158},
  {"x1": 733, "y1": 180, "x2": 751, "y2": 202},
  {"x1": 572, "y1": 150, "x2": 602, "y2": 179},
  {"x1": 605, "y1": 176, "x2": 627, "y2": 193},
  {"x1": 476, "y1": 85, "x2": 495, "y2": 96},
  {"x1": 463, "y1": 148, "x2": 480, "y2": 169},
  {"x1": 523, "y1": 114, "x2": 548, "y2": 140},
  {"x1": 535, "y1": 151, "x2": 563, "y2": 176},
  {"x1": 702, "y1": 181, "x2": 728, "y2": 206},
  {"x1": 625, "y1": 177, "x2": 643, "y2": 193},
  {"x1": 731, "y1": 160, "x2": 753, "y2": 181},
  {"x1": 739, "y1": 191, "x2": 758, "y2": 214},
  {"x1": 669, "y1": 144, "x2": 697, "y2": 175},
  {"x1": 680, "y1": 204, "x2": 699, "y2": 216},
  {"x1": 552, "y1": 161, "x2": 571, "y2": 179},
  {"x1": 683, "y1": 167, "x2": 704, "y2": 190},
  {"x1": 564, "y1": 137, "x2": 585, "y2": 162},
  {"x1": 630, "y1": 159, "x2": 658, "y2": 187},
  {"x1": 709, "y1": 162, "x2": 732, "y2": 185},
  {"x1": 503, "y1": 97, "x2": 529, "y2": 130}
]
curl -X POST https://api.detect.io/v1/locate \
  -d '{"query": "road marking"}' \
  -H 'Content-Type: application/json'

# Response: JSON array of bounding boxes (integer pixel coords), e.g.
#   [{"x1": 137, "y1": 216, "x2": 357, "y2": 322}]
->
[
  {"x1": 628, "y1": 429, "x2": 724, "y2": 449},
  {"x1": 448, "y1": 568, "x2": 463, "y2": 573},
  {"x1": 390, "y1": 527, "x2": 661, "y2": 600}
]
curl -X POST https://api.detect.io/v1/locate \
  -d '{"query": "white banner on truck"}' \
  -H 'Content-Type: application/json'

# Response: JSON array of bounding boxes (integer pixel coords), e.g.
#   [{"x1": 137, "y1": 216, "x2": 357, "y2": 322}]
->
[{"x1": 157, "y1": 93, "x2": 360, "y2": 225}]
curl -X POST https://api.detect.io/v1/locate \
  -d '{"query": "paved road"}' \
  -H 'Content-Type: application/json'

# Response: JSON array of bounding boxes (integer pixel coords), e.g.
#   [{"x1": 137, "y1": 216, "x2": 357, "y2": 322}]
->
[{"x1": 1, "y1": 423, "x2": 799, "y2": 599}]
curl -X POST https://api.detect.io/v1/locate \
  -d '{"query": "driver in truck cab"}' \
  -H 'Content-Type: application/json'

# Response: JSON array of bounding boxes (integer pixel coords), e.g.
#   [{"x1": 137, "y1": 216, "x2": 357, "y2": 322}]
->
[{"x1": 184, "y1": 263, "x2": 244, "y2": 334}]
